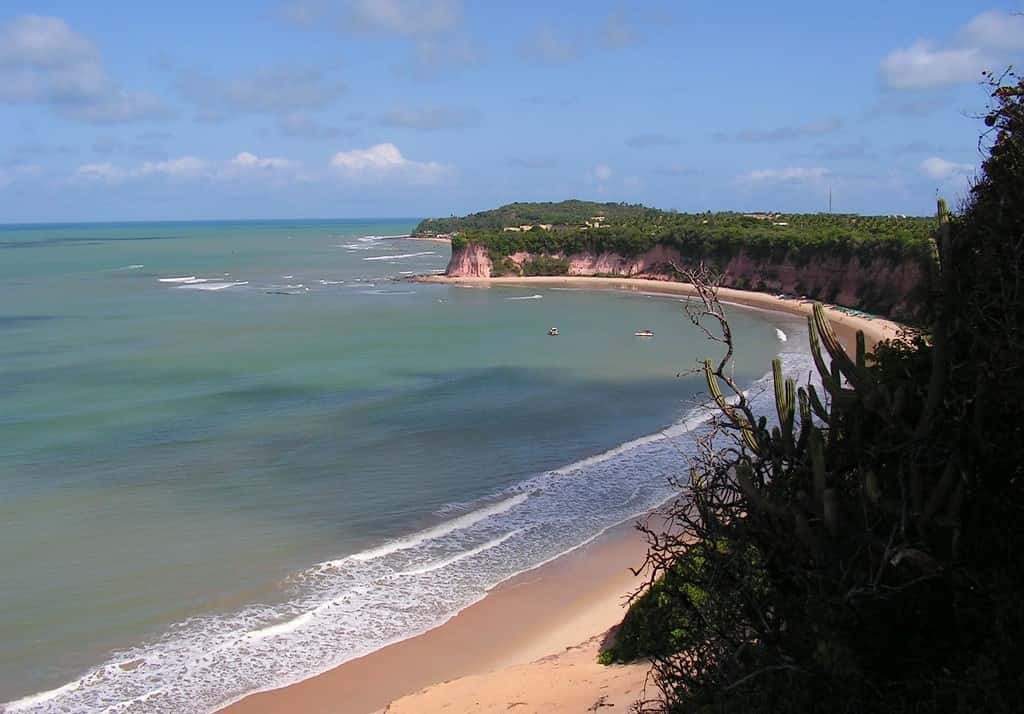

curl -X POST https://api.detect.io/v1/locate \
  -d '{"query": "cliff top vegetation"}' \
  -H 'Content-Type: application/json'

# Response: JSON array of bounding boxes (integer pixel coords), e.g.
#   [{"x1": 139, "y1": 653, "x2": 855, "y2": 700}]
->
[{"x1": 419, "y1": 201, "x2": 936, "y2": 264}]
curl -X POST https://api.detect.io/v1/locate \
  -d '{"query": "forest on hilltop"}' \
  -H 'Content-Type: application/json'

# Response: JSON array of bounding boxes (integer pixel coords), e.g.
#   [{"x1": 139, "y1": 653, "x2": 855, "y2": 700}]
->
[
  {"x1": 431, "y1": 203, "x2": 936, "y2": 266},
  {"x1": 414, "y1": 200, "x2": 658, "y2": 234}
]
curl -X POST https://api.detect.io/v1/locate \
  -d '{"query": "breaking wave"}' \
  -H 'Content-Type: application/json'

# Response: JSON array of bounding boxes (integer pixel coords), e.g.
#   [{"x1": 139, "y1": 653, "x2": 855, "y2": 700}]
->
[{"x1": 5, "y1": 340, "x2": 813, "y2": 714}]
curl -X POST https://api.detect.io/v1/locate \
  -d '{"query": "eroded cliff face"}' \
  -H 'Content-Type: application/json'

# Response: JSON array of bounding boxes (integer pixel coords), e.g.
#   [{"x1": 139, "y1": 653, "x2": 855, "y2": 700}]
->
[
  {"x1": 446, "y1": 243, "x2": 494, "y2": 277},
  {"x1": 444, "y1": 242, "x2": 927, "y2": 320}
]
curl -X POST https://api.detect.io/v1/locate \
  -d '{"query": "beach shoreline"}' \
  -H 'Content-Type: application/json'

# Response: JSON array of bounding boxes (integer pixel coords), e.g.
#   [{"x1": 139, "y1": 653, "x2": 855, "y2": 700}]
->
[
  {"x1": 415, "y1": 274, "x2": 907, "y2": 351},
  {"x1": 222, "y1": 519, "x2": 654, "y2": 714},
  {"x1": 222, "y1": 274, "x2": 908, "y2": 714}
]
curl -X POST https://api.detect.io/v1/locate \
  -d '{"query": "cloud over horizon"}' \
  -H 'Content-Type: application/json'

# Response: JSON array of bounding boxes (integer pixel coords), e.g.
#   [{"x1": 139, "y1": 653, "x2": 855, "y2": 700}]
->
[
  {"x1": 880, "y1": 10, "x2": 1024, "y2": 90},
  {"x1": 0, "y1": 14, "x2": 169, "y2": 123},
  {"x1": 920, "y1": 156, "x2": 974, "y2": 181},
  {"x1": 329, "y1": 142, "x2": 452, "y2": 183}
]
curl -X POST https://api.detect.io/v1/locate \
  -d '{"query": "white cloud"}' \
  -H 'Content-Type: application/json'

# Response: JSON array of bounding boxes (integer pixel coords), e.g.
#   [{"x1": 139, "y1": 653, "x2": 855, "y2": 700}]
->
[
  {"x1": 963, "y1": 10, "x2": 1024, "y2": 51},
  {"x1": 139, "y1": 157, "x2": 208, "y2": 178},
  {"x1": 920, "y1": 157, "x2": 974, "y2": 181},
  {"x1": 0, "y1": 15, "x2": 169, "y2": 123},
  {"x1": 75, "y1": 162, "x2": 126, "y2": 182},
  {"x1": 75, "y1": 156, "x2": 212, "y2": 183},
  {"x1": 329, "y1": 143, "x2": 451, "y2": 183},
  {"x1": 880, "y1": 41, "x2": 989, "y2": 89},
  {"x1": 71, "y1": 145, "x2": 450, "y2": 187},
  {"x1": 879, "y1": 10, "x2": 1024, "y2": 91},
  {"x1": 229, "y1": 152, "x2": 293, "y2": 170},
  {"x1": 739, "y1": 167, "x2": 831, "y2": 185},
  {"x1": 0, "y1": 13, "x2": 96, "y2": 68},
  {"x1": 345, "y1": 0, "x2": 462, "y2": 36}
]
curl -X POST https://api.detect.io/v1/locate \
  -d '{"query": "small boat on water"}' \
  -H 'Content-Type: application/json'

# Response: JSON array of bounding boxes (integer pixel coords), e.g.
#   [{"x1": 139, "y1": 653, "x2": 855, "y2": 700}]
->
[
  {"x1": 634, "y1": 329, "x2": 655, "y2": 337},
  {"x1": 548, "y1": 327, "x2": 559, "y2": 336}
]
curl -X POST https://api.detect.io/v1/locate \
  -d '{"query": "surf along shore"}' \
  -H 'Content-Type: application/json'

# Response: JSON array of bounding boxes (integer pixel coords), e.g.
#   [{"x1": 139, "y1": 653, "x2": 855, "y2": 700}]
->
[
  {"x1": 418, "y1": 275, "x2": 904, "y2": 351},
  {"x1": 224, "y1": 276, "x2": 904, "y2": 714}
]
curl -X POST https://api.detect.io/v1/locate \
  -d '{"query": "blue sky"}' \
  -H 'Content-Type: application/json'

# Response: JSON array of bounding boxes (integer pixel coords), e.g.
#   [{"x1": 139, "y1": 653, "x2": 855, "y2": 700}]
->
[{"x1": 0, "y1": 1, "x2": 1019, "y2": 222}]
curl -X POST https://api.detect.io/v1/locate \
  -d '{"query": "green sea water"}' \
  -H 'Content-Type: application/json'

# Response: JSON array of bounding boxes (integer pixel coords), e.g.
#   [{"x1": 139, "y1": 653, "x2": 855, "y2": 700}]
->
[{"x1": 0, "y1": 219, "x2": 805, "y2": 712}]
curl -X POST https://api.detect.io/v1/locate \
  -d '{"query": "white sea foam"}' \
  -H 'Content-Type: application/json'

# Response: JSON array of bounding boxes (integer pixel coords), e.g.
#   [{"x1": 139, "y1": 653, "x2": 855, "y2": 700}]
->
[
  {"x1": 318, "y1": 280, "x2": 344, "y2": 285},
  {"x1": 243, "y1": 613, "x2": 316, "y2": 642},
  {"x1": 347, "y1": 493, "x2": 530, "y2": 563},
  {"x1": 175, "y1": 281, "x2": 248, "y2": 291},
  {"x1": 6, "y1": 678, "x2": 83, "y2": 711},
  {"x1": 117, "y1": 264, "x2": 145, "y2": 270},
  {"x1": 505, "y1": 294, "x2": 543, "y2": 301},
  {"x1": 398, "y1": 529, "x2": 527, "y2": 577},
  {"x1": 363, "y1": 251, "x2": 436, "y2": 262},
  {"x1": 6, "y1": 330, "x2": 814, "y2": 714},
  {"x1": 776, "y1": 328, "x2": 788, "y2": 342},
  {"x1": 549, "y1": 402, "x2": 720, "y2": 476},
  {"x1": 158, "y1": 276, "x2": 198, "y2": 283}
]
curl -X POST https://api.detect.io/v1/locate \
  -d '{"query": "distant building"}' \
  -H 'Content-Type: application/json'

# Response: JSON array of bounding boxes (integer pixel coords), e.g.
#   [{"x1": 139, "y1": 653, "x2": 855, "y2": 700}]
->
[{"x1": 505, "y1": 223, "x2": 554, "y2": 232}]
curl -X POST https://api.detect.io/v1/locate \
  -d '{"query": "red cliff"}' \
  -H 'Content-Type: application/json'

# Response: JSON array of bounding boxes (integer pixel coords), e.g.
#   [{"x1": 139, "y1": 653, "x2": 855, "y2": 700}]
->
[{"x1": 444, "y1": 243, "x2": 927, "y2": 321}]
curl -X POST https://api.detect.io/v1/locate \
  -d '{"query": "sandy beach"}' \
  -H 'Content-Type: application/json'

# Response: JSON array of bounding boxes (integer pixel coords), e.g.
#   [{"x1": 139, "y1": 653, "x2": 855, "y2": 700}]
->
[
  {"x1": 416, "y1": 275, "x2": 906, "y2": 351},
  {"x1": 223, "y1": 520, "x2": 654, "y2": 714},
  {"x1": 223, "y1": 275, "x2": 907, "y2": 714}
]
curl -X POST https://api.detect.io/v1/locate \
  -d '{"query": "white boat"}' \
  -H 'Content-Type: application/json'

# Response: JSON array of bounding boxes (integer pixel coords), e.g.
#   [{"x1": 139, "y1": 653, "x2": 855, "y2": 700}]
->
[
  {"x1": 634, "y1": 329, "x2": 655, "y2": 337},
  {"x1": 548, "y1": 327, "x2": 559, "y2": 336}
]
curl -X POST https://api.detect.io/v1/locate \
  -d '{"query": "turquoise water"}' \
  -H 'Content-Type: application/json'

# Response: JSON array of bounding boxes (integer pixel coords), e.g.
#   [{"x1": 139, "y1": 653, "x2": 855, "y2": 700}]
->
[{"x1": 0, "y1": 220, "x2": 805, "y2": 712}]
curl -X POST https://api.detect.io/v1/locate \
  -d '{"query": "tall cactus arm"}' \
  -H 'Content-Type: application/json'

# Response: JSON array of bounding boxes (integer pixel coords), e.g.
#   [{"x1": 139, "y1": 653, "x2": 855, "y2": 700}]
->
[
  {"x1": 807, "y1": 384, "x2": 831, "y2": 425},
  {"x1": 704, "y1": 359, "x2": 759, "y2": 453},
  {"x1": 796, "y1": 387, "x2": 813, "y2": 450},
  {"x1": 812, "y1": 303, "x2": 864, "y2": 390},
  {"x1": 772, "y1": 358, "x2": 796, "y2": 448},
  {"x1": 808, "y1": 313, "x2": 835, "y2": 387}
]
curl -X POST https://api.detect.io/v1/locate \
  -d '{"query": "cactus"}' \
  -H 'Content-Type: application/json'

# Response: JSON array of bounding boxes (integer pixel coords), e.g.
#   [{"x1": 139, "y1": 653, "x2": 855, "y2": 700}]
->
[
  {"x1": 772, "y1": 358, "x2": 796, "y2": 453},
  {"x1": 704, "y1": 359, "x2": 759, "y2": 453},
  {"x1": 699, "y1": 198, "x2": 964, "y2": 570}
]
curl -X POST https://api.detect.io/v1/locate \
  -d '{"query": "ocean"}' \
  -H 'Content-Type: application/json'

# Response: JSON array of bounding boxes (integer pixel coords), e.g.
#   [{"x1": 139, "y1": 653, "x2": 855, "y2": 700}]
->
[{"x1": 0, "y1": 219, "x2": 808, "y2": 712}]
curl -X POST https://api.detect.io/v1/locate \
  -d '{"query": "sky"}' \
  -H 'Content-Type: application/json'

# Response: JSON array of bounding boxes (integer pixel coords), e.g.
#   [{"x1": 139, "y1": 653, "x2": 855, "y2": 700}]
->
[{"x1": 0, "y1": 0, "x2": 1020, "y2": 223}]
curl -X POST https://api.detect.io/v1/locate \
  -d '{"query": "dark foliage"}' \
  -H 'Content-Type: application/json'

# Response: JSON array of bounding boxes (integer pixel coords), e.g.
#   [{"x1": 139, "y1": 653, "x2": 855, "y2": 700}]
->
[
  {"x1": 619, "y1": 73, "x2": 1024, "y2": 713},
  {"x1": 453, "y1": 211, "x2": 934, "y2": 265}
]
